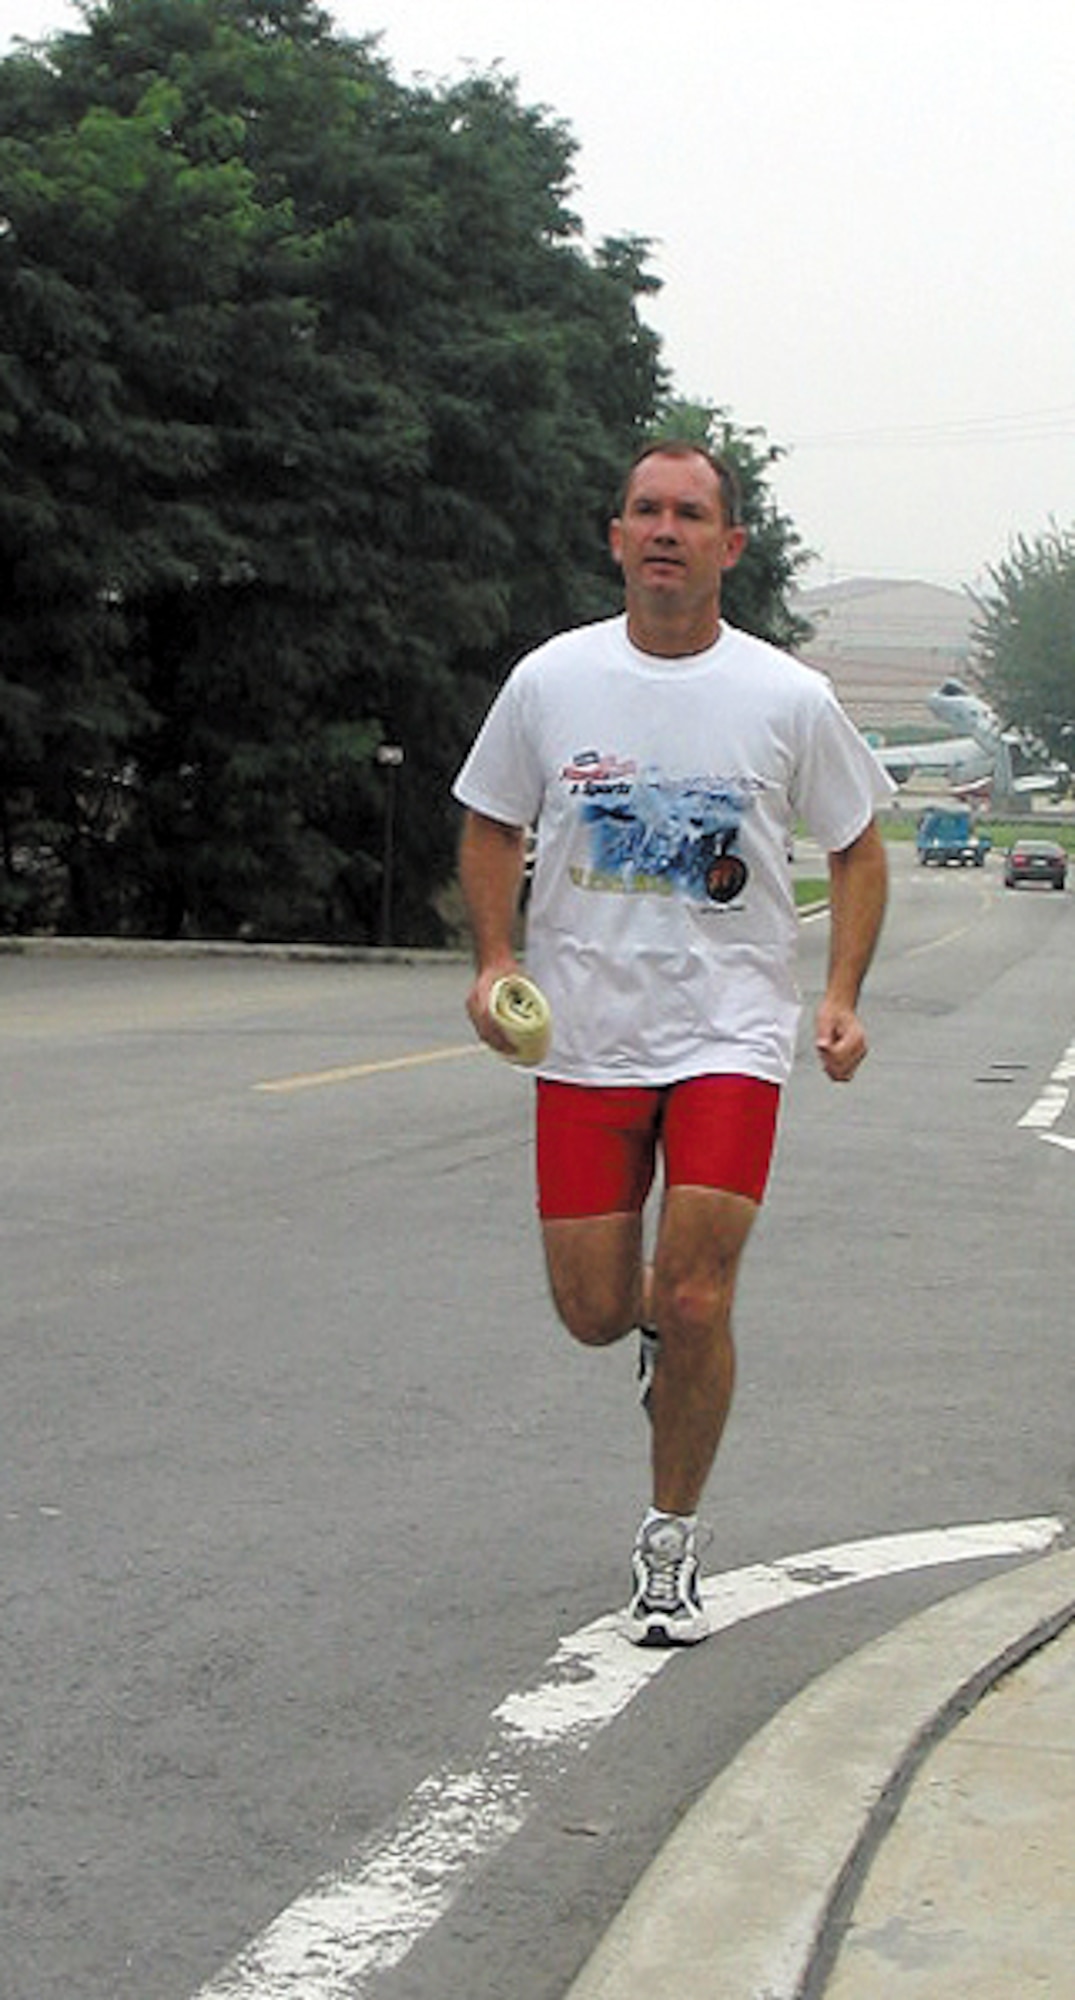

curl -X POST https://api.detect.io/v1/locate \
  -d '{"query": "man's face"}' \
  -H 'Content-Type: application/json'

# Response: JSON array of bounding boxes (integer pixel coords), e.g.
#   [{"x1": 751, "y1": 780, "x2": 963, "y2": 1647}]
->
[{"x1": 609, "y1": 452, "x2": 747, "y2": 616}]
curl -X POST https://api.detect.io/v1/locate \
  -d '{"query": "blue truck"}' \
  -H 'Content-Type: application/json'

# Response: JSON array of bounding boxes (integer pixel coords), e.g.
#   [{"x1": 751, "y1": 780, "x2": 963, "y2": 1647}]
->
[{"x1": 915, "y1": 807, "x2": 991, "y2": 867}]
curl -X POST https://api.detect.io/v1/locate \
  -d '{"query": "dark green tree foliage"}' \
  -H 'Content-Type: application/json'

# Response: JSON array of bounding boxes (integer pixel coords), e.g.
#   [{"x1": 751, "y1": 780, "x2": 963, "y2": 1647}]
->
[
  {"x1": 0, "y1": 0, "x2": 663, "y2": 937},
  {"x1": 970, "y1": 525, "x2": 1075, "y2": 776}
]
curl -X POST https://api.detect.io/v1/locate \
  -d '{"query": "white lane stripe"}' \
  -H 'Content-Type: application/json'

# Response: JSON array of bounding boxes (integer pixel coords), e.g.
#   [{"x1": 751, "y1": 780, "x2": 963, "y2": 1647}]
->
[
  {"x1": 1019, "y1": 1033, "x2": 1075, "y2": 1140},
  {"x1": 192, "y1": 1516, "x2": 1063, "y2": 2000},
  {"x1": 1020, "y1": 1082, "x2": 1068, "y2": 1129}
]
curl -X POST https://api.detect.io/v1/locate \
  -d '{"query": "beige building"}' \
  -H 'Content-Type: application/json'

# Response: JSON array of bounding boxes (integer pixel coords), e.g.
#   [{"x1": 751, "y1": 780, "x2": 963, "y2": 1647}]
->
[{"x1": 792, "y1": 577, "x2": 976, "y2": 733}]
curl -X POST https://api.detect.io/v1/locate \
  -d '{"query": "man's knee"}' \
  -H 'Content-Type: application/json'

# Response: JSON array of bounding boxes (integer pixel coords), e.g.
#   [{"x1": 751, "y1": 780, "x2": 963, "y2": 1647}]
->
[
  {"x1": 651, "y1": 1188, "x2": 756, "y2": 1343},
  {"x1": 554, "y1": 1293, "x2": 633, "y2": 1347},
  {"x1": 543, "y1": 1214, "x2": 642, "y2": 1347},
  {"x1": 657, "y1": 1269, "x2": 735, "y2": 1343},
  {"x1": 547, "y1": 1259, "x2": 636, "y2": 1346}
]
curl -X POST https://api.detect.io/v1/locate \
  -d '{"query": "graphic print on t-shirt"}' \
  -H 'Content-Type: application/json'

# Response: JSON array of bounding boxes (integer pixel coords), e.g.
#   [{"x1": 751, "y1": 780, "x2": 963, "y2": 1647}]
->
[{"x1": 560, "y1": 750, "x2": 753, "y2": 907}]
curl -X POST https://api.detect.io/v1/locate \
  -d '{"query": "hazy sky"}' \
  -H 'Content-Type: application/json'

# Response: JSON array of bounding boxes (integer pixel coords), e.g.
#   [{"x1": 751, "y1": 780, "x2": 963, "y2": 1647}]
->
[{"x1": 5, "y1": 0, "x2": 1075, "y2": 590}]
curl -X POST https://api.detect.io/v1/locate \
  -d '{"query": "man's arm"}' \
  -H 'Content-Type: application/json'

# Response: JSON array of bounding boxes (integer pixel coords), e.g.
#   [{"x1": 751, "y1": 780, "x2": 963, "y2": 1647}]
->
[
  {"x1": 815, "y1": 817, "x2": 888, "y2": 1082},
  {"x1": 458, "y1": 808, "x2": 528, "y2": 1053}
]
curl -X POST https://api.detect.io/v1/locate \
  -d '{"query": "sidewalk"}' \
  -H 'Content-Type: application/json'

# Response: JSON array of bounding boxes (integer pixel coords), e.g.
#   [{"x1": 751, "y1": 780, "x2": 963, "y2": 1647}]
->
[
  {"x1": 823, "y1": 1612, "x2": 1075, "y2": 1997},
  {"x1": 565, "y1": 1546, "x2": 1075, "y2": 2000}
]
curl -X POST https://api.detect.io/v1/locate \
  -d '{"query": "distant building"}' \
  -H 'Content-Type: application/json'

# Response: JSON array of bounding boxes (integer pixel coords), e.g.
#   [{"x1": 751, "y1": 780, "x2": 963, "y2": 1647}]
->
[{"x1": 791, "y1": 577, "x2": 975, "y2": 733}]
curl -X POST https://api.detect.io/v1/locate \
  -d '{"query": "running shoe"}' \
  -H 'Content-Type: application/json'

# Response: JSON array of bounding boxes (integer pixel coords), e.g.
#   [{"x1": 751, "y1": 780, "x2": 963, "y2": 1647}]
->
[
  {"x1": 623, "y1": 1514, "x2": 709, "y2": 1647},
  {"x1": 637, "y1": 1328, "x2": 659, "y2": 1410}
]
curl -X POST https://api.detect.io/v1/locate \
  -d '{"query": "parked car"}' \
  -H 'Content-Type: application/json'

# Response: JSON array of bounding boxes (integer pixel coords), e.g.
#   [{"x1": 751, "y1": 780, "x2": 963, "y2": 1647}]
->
[{"x1": 1003, "y1": 838, "x2": 1068, "y2": 890}]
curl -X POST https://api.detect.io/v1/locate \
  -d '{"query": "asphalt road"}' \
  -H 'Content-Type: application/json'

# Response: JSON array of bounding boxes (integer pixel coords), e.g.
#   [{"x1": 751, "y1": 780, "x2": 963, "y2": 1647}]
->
[{"x1": 3, "y1": 843, "x2": 1073, "y2": 2000}]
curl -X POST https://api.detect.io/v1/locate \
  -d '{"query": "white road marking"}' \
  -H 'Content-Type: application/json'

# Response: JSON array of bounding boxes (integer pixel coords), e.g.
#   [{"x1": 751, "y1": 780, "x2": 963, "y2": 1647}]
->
[
  {"x1": 191, "y1": 1516, "x2": 1063, "y2": 2000},
  {"x1": 1018, "y1": 1033, "x2": 1075, "y2": 1147}
]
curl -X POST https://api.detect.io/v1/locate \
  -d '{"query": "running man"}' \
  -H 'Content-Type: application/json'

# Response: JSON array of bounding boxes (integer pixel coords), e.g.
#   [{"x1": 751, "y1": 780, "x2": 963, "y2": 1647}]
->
[{"x1": 454, "y1": 442, "x2": 893, "y2": 1645}]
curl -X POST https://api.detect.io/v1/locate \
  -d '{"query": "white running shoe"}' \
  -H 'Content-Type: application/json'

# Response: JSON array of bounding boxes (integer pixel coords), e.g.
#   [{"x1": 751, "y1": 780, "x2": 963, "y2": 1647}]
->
[{"x1": 623, "y1": 1514, "x2": 709, "y2": 1647}]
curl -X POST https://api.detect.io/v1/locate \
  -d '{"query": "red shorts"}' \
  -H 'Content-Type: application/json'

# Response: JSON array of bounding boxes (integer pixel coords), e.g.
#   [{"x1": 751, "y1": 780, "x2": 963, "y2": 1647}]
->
[{"x1": 535, "y1": 1075, "x2": 781, "y2": 1220}]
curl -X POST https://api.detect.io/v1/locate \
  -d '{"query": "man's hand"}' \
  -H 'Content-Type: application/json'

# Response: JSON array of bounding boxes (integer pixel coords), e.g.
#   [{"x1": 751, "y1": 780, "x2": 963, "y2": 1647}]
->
[
  {"x1": 466, "y1": 961, "x2": 522, "y2": 1056},
  {"x1": 458, "y1": 811, "x2": 529, "y2": 1055},
  {"x1": 817, "y1": 819, "x2": 887, "y2": 1082},
  {"x1": 815, "y1": 995, "x2": 868, "y2": 1082}
]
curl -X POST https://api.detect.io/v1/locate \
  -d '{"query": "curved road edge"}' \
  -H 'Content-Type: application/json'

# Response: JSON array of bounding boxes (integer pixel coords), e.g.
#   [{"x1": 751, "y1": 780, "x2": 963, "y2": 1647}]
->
[{"x1": 563, "y1": 1543, "x2": 1075, "y2": 2000}]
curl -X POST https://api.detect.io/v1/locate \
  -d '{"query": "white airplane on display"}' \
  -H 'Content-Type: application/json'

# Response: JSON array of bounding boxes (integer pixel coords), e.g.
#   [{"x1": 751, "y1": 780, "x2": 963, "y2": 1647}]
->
[{"x1": 874, "y1": 679, "x2": 1068, "y2": 806}]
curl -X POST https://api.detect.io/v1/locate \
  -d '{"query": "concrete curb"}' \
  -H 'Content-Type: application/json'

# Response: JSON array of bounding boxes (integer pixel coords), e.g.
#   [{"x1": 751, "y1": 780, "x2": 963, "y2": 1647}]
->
[
  {"x1": 0, "y1": 935, "x2": 468, "y2": 965},
  {"x1": 0, "y1": 894, "x2": 828, "y2": 965},
  {"x1": 564, "y1": 1546, "x2": 1075, "y2": 2000}
]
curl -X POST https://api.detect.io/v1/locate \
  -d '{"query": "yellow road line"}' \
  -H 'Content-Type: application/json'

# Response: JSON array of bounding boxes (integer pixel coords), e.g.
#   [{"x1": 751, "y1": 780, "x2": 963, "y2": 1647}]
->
[
  {"x1": 903, "y1": 921, "x2": 977, "y2": 959},
  {"x1": 255, "y1": 1042, "x2": 483, "y2": 1095},
  {"x1": 902, "y1": 882, "x2": 994, "y2": 959}
]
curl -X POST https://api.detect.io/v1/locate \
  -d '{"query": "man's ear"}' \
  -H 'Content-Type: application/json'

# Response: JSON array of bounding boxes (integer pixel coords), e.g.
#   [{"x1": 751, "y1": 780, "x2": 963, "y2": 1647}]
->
[
  {"x1": 608, "y1": 518, "x2": 624, "y2": 568},
  {"x1": 722, "y1": 525, "x2": 749, "y2": 572}
]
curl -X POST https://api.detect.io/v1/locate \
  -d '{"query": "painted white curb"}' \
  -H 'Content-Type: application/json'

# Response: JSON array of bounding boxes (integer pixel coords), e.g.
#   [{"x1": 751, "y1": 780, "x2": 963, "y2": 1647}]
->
[{"x1": 564, "y1": 1546, "x2": 1075, "y2": 2000}]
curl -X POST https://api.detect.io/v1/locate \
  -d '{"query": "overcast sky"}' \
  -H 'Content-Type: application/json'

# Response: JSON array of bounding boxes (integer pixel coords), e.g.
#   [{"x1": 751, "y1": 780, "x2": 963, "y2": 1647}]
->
[{"x1": 5, "y1": 0, "x2": 1075, "y2": 592}]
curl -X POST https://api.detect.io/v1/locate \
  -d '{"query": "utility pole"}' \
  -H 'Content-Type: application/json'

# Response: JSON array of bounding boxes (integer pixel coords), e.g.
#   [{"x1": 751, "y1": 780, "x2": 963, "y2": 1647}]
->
[{"x1": 376, "y1": 744, "x2": 404, "y2": 946}]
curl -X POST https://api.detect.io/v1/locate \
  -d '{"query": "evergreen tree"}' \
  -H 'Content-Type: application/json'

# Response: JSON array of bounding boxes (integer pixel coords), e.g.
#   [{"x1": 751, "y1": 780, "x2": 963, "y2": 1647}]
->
[
  {"x1": 1, "y1": 4, "x2": 808, "y2": 940},
  {"x1": 970, "y1": 524, "x2": 1075, "y2": 778},
  {"x1": 0, "y1": 0, "x2": 662, "y2": 937}
]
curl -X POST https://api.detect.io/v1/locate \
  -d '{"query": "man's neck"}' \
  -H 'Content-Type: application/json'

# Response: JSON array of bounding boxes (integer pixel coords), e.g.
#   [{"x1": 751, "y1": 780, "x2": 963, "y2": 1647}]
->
[{"x1": 624, "y1": 605, "x2": 723, "y2": 659}]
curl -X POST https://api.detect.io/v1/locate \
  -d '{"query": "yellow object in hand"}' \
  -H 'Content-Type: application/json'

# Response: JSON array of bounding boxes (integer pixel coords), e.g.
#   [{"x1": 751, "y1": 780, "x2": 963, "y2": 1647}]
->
[{"x1": 489, "y1": 974, "x2": 552, "y2": 1066}]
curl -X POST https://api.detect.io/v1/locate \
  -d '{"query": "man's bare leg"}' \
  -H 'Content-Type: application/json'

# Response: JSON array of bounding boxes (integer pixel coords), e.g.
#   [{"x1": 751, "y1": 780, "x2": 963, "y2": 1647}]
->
[
  {"x1": 542, "y1": 1190, "x2": 756, "y2": 1645},
  {"x1": 541, "y1": 1191, "x2": 755, "y2": 1502},
  {"x1": 646, "y1": 1184, "x2": 758, "y2": 1514},
  {"x1": 541, "y1": 1211, "x2": 645, "y2": 1347}
]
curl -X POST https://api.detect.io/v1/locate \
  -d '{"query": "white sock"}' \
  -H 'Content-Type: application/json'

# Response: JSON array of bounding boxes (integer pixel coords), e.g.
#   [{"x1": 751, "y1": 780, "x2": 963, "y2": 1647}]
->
[{"x1": 642, "y1": 1506, "x2": 697, "y2": 1537}]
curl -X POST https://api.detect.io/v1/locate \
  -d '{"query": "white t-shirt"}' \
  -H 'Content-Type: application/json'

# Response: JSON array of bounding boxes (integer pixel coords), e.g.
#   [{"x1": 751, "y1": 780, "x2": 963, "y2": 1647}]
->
[{"x1": 453, "y1": 615, "x2": 894, "y2": 1086}]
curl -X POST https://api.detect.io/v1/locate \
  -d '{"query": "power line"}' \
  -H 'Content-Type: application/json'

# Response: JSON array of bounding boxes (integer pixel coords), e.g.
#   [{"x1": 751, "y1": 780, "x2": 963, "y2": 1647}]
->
[{"x1": 790, "y1": 404, "x2": 1075, "y2": 451}]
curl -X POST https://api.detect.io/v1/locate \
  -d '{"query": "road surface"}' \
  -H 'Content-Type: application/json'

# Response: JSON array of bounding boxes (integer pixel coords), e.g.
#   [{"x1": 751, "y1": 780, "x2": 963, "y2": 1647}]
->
[{"x1": 2, "y1": 842, "x2": 1072, "y2": 2000}]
